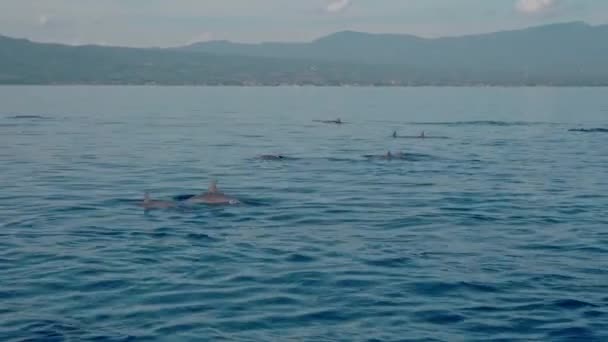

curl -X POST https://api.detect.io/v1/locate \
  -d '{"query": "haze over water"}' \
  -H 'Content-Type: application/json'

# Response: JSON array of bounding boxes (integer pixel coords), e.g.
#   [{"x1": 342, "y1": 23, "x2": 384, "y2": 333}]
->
[{"x1": 1, "y1": 86, "x2": 607, "y2": 341}]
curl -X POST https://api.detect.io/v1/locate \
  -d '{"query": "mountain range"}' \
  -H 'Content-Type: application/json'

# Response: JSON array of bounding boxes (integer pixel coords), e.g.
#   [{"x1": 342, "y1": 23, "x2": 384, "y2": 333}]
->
[{"x1": 1, "y1": 21, "x2": 607, "y2": 86}]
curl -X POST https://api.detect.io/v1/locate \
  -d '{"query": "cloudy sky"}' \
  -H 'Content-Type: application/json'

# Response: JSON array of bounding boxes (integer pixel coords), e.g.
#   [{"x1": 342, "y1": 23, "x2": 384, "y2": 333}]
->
[{"x1": 1, "y1": 0, "x2": 607, "y2": 46}]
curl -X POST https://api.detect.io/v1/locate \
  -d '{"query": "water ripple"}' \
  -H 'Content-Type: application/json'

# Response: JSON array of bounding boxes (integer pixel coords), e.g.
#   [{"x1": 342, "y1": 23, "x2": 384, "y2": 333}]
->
[{"x1": 1, "y1": 87, "x2": 607, "y2": 341}]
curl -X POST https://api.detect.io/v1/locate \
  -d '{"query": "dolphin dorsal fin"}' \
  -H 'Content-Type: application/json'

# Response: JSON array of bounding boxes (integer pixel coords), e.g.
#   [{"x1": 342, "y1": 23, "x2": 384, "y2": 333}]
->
[{"x1": 208, "y1": 180, "x2": 218, "y2": 193}]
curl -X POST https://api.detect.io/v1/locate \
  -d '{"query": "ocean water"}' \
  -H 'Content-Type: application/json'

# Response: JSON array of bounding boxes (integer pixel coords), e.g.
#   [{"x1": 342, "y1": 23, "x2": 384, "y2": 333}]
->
[{"x1": 1, "y1": 86, "x2": 607, "y2": 341}]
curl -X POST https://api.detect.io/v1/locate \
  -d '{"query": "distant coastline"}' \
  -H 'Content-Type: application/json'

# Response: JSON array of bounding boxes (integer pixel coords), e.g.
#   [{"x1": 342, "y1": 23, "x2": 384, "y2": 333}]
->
[{"x1": 1, "y1": 21, "x2": 607, "y2": 87}]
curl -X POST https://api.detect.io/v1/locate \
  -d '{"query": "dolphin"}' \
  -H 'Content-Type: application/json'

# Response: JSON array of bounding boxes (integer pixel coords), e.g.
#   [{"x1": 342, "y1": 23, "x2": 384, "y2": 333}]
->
[
  {"x1": 139, "y1": 192, "x2": 176, "y2": 209},
  {"x1": 258, "y1": 154, "x2": 286, "y2": 160},
  {"x1": 393, "y1": 130, "x2": 398, "y2": 138},
  {"x1": 383, "y1": 151, "x2": 407, "y2": 160},
  {"x1": 315, "y1": 118, "x2": 343, "y2": 124},
  {"x1": 186, "y1": 180, "x2": 240, "y2": 205},
  {"x1": 364, "y1": 151, "x2": 407, "y2": 160}
]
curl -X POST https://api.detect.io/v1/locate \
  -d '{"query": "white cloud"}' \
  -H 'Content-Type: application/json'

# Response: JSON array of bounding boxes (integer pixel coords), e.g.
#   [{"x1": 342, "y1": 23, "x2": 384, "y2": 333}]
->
[
  {"x1": 515, "y1": 0, "x2": 555, "y2": 14},
  {"x1": 326, "y1": 0, "x2": 351, "y2": 13}
]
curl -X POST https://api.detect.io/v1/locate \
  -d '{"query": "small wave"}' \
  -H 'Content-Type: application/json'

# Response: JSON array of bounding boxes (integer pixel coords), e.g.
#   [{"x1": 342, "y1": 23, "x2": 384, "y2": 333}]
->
[
  {"x1": 547, "y1": 326, "x2": 597, "y2": 340},
  {"x1": 583, "y1": 310, "x2": 606, "y2": 318},
  {"x1": 254, "y1": 155, "x2": 299, "y2": 161},
  {"x1": 286, "y1": 253, "x2": 316, "y2": 263},
  {"x1": 411, "y1": 281, "x2": 500, "y2": 296},
  {"x1": 245, "y1": 295, "x2": 301, "y2": 307},
  {"x1": 186, "y1": 233, "x2": 219, "y2": 242},
  {"x1": 568, "y1": 128, "x2": 608, "y2": 133},
  {"x1": 325, "y1": 157, "x2": 360, "y2": 163},
  {"x1": 414, "y1": 310, "x2": 467, "y2": 324},
  {"x1": 81, "y1": 279, "x2": 130, "y2": 292},
  {"x1": 333, "y1": 278, "x2": 378, "y2": 289},
  {"x1": 2, "y1": 318, "x2": 135, "y2": 341},
  {"x1": 363, "y1": 153, "x2": 435, "y2": 161},
  {"x1": 552, "y1": 299, "x2": 598, "y2": 310},
  {"x1": 312, "y1": 120, "x2": 348, "y2": 125},
  {"x1": 362, "y1": 256, "x2": 411, "y2": 268},
  {"x1": 394, "y1": 135, "x2": 450, "y2": 139},
  {"x1": 286, "y1": 309, "x2": 352, "y2": 323},
  {"x1": 237, "y1": 197, "x2": 275, "y2": 206},
  {"x1": 160, "y1": 196, "x2": 271, "y2": 208},
  {"x1": 6, "y1": 115, "x2": 49, "y2": 119},
  {"x1": 173, "y1": 194, "x2": 196, "y2": 201},
  {"x1": 408, "y1": 120, "x2": 553, "y2": 126}
]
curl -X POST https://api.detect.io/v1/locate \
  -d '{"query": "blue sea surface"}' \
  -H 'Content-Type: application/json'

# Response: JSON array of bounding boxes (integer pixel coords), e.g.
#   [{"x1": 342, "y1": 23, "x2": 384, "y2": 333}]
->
[{"x1": 1, "y1": 86, "x2": 607, "y2": 341}]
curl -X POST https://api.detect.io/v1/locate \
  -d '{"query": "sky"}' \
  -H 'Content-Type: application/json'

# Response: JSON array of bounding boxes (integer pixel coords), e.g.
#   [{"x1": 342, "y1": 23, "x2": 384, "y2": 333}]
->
[{"x1": 0, "y1": 0, "x2": 607, "y2": 47}]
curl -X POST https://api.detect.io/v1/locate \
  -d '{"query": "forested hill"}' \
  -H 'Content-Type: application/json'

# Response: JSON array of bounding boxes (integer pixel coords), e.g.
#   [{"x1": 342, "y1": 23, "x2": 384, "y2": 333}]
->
[{"x1": 1, "y1": 22, "x2": 607, "y2": 86}]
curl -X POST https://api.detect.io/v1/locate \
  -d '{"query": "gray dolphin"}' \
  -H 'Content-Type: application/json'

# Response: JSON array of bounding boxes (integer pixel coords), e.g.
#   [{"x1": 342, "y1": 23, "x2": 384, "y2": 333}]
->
[
  {"x1": 258, "y1": 154, "x2": 285, "y2": 160},
  {"x1": 139, "y1": 192, "x2": 176, "y2": 209},
  {"x1": 315, "y1": 118, "x2": 343, "y2": 124},
  {"x1": 382, "y1": 151, "x2": 406, "y2": 160},
  {"x1": 186, "y1": 180, "x2": 240, "y2": 205},
  {"x1": 324, "y1": 118, "x2": 342, "y2": 124},
  {"x1": 364, "y1": 151, "x2": 407, "y2": 160}
]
